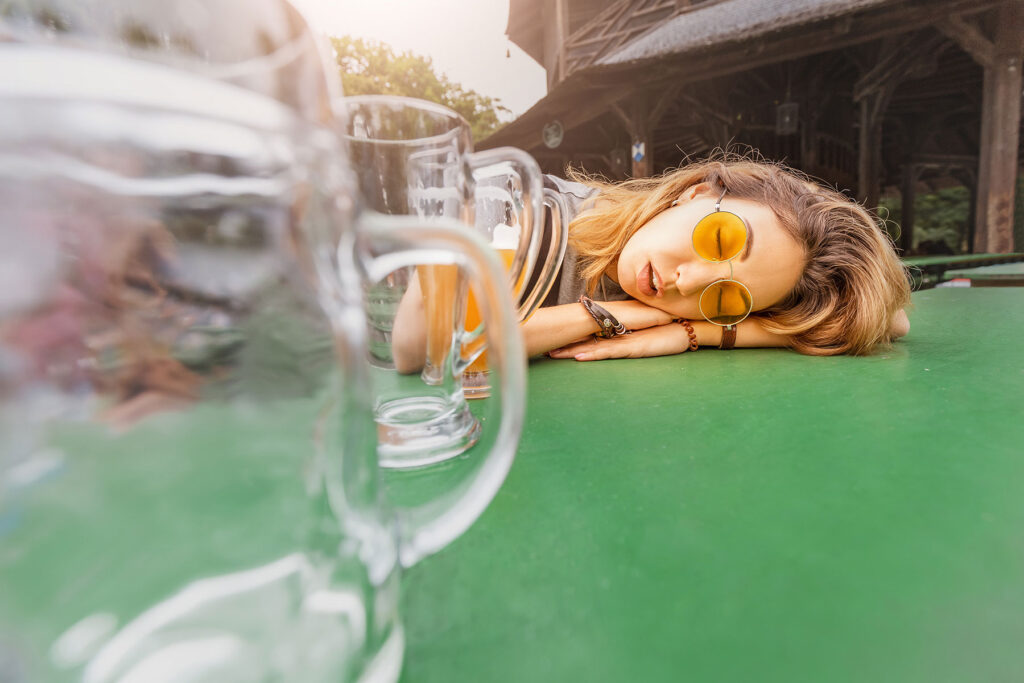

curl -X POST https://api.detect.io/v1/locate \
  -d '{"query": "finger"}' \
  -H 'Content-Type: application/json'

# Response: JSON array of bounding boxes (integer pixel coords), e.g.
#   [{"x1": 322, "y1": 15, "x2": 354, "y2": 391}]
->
[
  {"x1": 574, "y1": 326, "x2": 690, "y2": 361},
  {"x1": 571, "y1": 336, "x2": 639, "y2": 361},
  {"x1": 548, "y1": 340, "x2": 598, "y2": 358}
]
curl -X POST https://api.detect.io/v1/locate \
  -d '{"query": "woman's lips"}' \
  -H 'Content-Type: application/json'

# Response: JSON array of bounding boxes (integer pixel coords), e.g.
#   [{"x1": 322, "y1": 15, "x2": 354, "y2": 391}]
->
[{"x1": 637, "y1": 262, "x2": 656, "y2": 296}]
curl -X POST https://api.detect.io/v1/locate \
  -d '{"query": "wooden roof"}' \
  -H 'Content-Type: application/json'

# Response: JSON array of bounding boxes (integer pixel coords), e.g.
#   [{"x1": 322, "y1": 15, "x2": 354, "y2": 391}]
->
[
  {"x1": 602, "y1": 0, "x2": 893, "y2": 66},
  {"x1": 485, "y1": 0, "x2": 1001, "y2": 151},
  {"x1": 506, "y1": 0, "x2": 545, "y2": 64}
]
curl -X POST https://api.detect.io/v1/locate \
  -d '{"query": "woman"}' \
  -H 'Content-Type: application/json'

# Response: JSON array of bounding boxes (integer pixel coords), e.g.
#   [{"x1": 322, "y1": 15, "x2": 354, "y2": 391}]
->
[
  {"x1": 393, "y1": 157, "x2": 910, "y2": 372},
  {"x1": 532, "y1": 157, "x2": 910, "y2": 361}
]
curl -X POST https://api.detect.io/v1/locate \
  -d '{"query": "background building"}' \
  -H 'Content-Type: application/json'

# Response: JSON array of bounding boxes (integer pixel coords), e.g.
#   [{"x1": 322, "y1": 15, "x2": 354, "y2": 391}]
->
[{"x1": 487, "y1": 0, "x2": 1024, "y2": 253}]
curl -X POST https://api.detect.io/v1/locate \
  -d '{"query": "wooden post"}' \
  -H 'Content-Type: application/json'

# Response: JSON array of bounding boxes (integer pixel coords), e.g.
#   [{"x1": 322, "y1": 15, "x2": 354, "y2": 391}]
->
[
  {"x1": 978, "y1": 2, "x2": 1023, "y2": 252},
  {"x1": 857, "y1": 96, "x2": 885, "y2": 210},
  {"x1": 630, "y1": 98, "x2": 653, "y2": 178},
  {"x1": 952, "y1": 167, "x2": 978, "y2": 252},
  {"x1": 966, "y1": 180, "x2": 979, "y2": 253},
  {"x1": 554, "y1": 0, "x2": 568, "y2": 84},
  {"x1": 941, "y1": 3, "x2": 1023, "y2": 252},
  {"x1": 800, "y1": 65, "x2": 825, "y2": 177},
  {"x1": 973, "y1": 44, "x2": 996, "y2": 252},
  {"x1": 800, "y1": 104, "x2": 819, "y2": 177},
  {"x1": 899, "y1": 164, "x2": 919, "y2": 253},
  {"x1": 612, "y1": 89, "x2": 678, "y2": 179}
]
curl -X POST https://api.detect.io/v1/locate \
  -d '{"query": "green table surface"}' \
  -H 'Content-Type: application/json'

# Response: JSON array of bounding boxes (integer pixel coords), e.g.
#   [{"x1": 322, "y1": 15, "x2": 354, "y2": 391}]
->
[
  {"x1": 903, "y1": 253, "x2": 1024, "y2": 268},
  {"x1": 944, "y1": 262, "x2": 1024, "y2": 282},
  {"x1": 396, "y1": 288, "x2": 1024, "y2": 683},
  {"x1": 903, "y1": 254, "x2": 1024, "y2": 289}
]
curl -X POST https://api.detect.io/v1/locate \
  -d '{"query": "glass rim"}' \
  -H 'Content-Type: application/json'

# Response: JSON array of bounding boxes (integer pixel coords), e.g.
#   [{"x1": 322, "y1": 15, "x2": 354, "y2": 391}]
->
[
  {"x1": 0, "y1": 12, "x2": 322, "y2": 81},
  {"x1": 336, "y1": 94, "x2": 470, "y2": 147},
  {"x1": 698, "y1": 278, "x2": 753, "y2": 327},
  {"x1": 0, "y1": 44, "x2": 307, "y2": 133},
  {"x1": 691, "y1": 208, "x2": 749, "y2": 263}
]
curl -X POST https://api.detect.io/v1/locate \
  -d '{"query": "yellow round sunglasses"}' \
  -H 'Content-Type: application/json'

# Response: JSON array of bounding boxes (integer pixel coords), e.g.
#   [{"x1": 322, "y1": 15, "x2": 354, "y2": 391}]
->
[{"x1": 690, "y1": 188, "x2": 753, "y2": 328}]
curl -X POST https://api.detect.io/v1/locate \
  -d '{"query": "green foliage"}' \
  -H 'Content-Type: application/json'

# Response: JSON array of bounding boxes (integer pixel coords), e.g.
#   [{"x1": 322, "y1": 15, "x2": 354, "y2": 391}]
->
[
  {"x1": 882, "y1": 176, "x2": 1024, "y2": 253},
  {"x1": 331, "y1": 36, "x2": 509, "y2": 142},
  {"x1": 879, "y1": 185, "x2": 971, "y2": 254}
]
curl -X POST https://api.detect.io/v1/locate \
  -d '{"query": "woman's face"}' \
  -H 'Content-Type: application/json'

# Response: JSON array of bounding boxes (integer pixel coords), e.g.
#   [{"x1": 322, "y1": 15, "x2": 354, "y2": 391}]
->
[{"x1": 612, "y1": 184, "x2": 805, "y2": 320}]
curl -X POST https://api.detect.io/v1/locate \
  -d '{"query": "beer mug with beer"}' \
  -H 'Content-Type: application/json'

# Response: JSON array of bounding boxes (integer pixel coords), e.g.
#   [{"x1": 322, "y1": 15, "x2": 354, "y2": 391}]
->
[
  {"x1": 463, "y1": 166, "x2": 570, "y2": 398},
  {"x1": 341, "y1": 95, "x2": 555, "y2": 467}
]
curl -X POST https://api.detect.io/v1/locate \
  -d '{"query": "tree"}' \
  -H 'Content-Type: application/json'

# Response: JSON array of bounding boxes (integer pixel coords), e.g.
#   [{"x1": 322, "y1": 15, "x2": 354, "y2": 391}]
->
[
  {"x1": 331, "y1": 36, "x2": 509, "y2": 141},
  {"x1": 880, "y1": 186, "x2": 970, "y2": 253}
]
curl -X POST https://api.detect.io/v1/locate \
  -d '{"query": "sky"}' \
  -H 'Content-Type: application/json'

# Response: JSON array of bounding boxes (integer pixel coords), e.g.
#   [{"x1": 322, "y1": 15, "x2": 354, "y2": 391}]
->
[{"x1": 291, "y1": 0, "x2": 548, "y2": 117}]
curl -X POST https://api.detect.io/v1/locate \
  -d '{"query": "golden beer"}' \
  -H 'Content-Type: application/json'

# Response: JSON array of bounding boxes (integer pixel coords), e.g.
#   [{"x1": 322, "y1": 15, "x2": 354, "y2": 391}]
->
[
  {"x1": 463, "y1": 248, "x2": 522, "y2": 374},
  {"x1": 418, "y1": 263, "x2": 460, "y2": 382}
]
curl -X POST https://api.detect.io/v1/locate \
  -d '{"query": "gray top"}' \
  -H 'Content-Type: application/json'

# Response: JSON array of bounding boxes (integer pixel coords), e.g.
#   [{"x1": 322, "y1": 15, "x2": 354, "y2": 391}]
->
[{"x1": 542, "y1": 175, "x2": 630, "y2": 307}]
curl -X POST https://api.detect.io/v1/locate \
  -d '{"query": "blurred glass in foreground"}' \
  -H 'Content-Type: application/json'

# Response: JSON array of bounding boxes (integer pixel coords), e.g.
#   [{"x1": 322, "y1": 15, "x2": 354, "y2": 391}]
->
[{"x1": 0, "y1": 2, "x2": 524, "y2": 682}]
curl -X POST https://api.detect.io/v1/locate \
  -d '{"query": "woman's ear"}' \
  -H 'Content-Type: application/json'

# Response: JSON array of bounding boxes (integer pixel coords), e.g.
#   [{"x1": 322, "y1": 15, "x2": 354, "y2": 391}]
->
[{"x1": 674, "y1": 182, "x2": 716, "y2": 205}]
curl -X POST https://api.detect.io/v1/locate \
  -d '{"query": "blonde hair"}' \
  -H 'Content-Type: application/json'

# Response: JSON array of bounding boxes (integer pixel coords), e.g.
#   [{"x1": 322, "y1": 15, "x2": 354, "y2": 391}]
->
[{"x1": 566, "y1": 156, "x2": 911, "y2": 356}]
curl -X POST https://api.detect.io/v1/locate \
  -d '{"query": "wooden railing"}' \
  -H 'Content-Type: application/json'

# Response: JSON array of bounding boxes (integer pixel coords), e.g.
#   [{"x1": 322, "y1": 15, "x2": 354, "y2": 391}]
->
[{"x1": 561, "y1": 0, "x2": 727, "y2": 80}]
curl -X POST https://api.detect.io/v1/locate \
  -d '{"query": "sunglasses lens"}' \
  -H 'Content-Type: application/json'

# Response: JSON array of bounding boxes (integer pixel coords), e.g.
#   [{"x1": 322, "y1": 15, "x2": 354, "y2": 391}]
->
[
  {"x1": 699, "y1": 280, "x2": 752, "y2": 326},
  {"x1": 692, "y1": 211, "x2": 747, "y2": 262}
]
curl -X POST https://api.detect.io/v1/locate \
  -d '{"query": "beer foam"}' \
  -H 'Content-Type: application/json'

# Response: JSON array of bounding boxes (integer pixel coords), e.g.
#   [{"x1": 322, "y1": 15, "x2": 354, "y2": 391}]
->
[{"x1": 491, "y1": 223, "x2": 519, "y2": 251}]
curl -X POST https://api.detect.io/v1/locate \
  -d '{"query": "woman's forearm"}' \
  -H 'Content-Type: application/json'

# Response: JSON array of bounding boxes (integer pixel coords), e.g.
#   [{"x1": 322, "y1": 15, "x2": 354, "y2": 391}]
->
[
  {"x1": 689, "y1": 307, "x2": 908, "y2": 349},
  {"x1": 391, "y1": 275, "x2": 427, "y2": 374},
  {"x1": 690, "y1": 318, "x2": 790, "y2": 348},
  {"x1": 521, "y1": 304, "x2": 602, "y2": 357},
  {"x1": 393, "y1": 290, "x2": 622, "y2": 370},
  {"x1": 527, "y1": 301, "x2": 787, "y2": 357}
]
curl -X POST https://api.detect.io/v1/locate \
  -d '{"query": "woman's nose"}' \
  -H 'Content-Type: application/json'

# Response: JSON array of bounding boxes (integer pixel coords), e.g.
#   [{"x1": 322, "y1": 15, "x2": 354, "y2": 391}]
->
[{"x1": 673, "y1": 261, "x2": 729, "y2": 295}]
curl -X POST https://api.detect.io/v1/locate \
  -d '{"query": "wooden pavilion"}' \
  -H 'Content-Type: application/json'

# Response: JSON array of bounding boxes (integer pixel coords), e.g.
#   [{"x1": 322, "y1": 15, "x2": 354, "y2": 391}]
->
[{"x1": 486, "y1": 0, "x2": 1024, "y2": 253}]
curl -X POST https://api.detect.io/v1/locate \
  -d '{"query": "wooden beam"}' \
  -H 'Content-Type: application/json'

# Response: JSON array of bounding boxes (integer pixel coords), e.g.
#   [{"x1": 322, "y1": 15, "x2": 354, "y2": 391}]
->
[
  {"x1": 648, "y1": 84, "x2": 681, "y2": 128},
  {"x1": 935, "y1": 14, "x2": 995, "y2": 68},
  {"x1": 974, "y1": 0, "x2": 1023, "y2": 252},
  {"x1": 852, "y1": 38, "x2": 903, "y2": 102},
  {"x1": 853, "y1": 33, "x2": 947, "y2": 103},
  {"x1": 611, "y1": 86, "x2": 685, "y2": 177}
]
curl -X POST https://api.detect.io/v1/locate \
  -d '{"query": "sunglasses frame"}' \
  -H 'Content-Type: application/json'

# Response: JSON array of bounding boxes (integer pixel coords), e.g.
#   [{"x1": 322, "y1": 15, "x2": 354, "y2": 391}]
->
[{"x1": 692, "y1": 187, "x2": 754, "y2": 328}]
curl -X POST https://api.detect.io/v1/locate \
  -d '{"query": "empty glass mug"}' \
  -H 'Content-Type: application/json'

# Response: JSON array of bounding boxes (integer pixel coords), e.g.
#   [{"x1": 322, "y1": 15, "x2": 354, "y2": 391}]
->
[
  {"x1": 462, "y1": 168, "x2": 570, "y2": 398},
  {"x1": 340, "y1": 95, "x2": 558, "y2": 466},
  {"x1": 0, "y1": 3, "x2": 524, "y2": 682}
]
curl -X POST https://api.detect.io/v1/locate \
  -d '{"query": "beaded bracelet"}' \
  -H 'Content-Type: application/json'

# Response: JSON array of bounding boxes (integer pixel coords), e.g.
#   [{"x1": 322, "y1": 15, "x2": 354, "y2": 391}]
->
[
  {"x1": 675, "y1": 319, "x2": 699, "y2": 351},
  {"x1": 579, "y1": 295, "x2": 629, "y2": 338}
]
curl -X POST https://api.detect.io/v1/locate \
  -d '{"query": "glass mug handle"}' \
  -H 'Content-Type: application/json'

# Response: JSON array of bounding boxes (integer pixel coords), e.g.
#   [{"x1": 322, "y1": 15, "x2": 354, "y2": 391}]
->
[
  {"x1": 457, "y1": 187, "x2": 569, "y2": 372},
  {"x1": 465, "y1": 147, "x2": 557, "y2": 319},
  {"x1": 525, "y1": 187, "x2": 569, "y2": 320},
  {"x1": 355, "y1": 213, "x2": 526, "y2": 568}
]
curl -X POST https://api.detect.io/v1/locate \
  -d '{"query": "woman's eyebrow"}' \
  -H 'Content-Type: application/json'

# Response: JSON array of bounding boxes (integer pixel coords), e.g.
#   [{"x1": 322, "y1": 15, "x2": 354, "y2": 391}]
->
[{"x1": 740, "y1": 219, "x2": 755, "y2": 261}]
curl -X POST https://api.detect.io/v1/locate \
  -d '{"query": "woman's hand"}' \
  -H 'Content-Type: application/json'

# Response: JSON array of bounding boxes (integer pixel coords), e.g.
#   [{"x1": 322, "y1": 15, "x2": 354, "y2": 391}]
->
[
  {"x1": 522, "y1": 298, "x2": 674, "y2": 357},
  {"x1": 547, "y1": 322, "x2": 692, "y2": 361}
]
